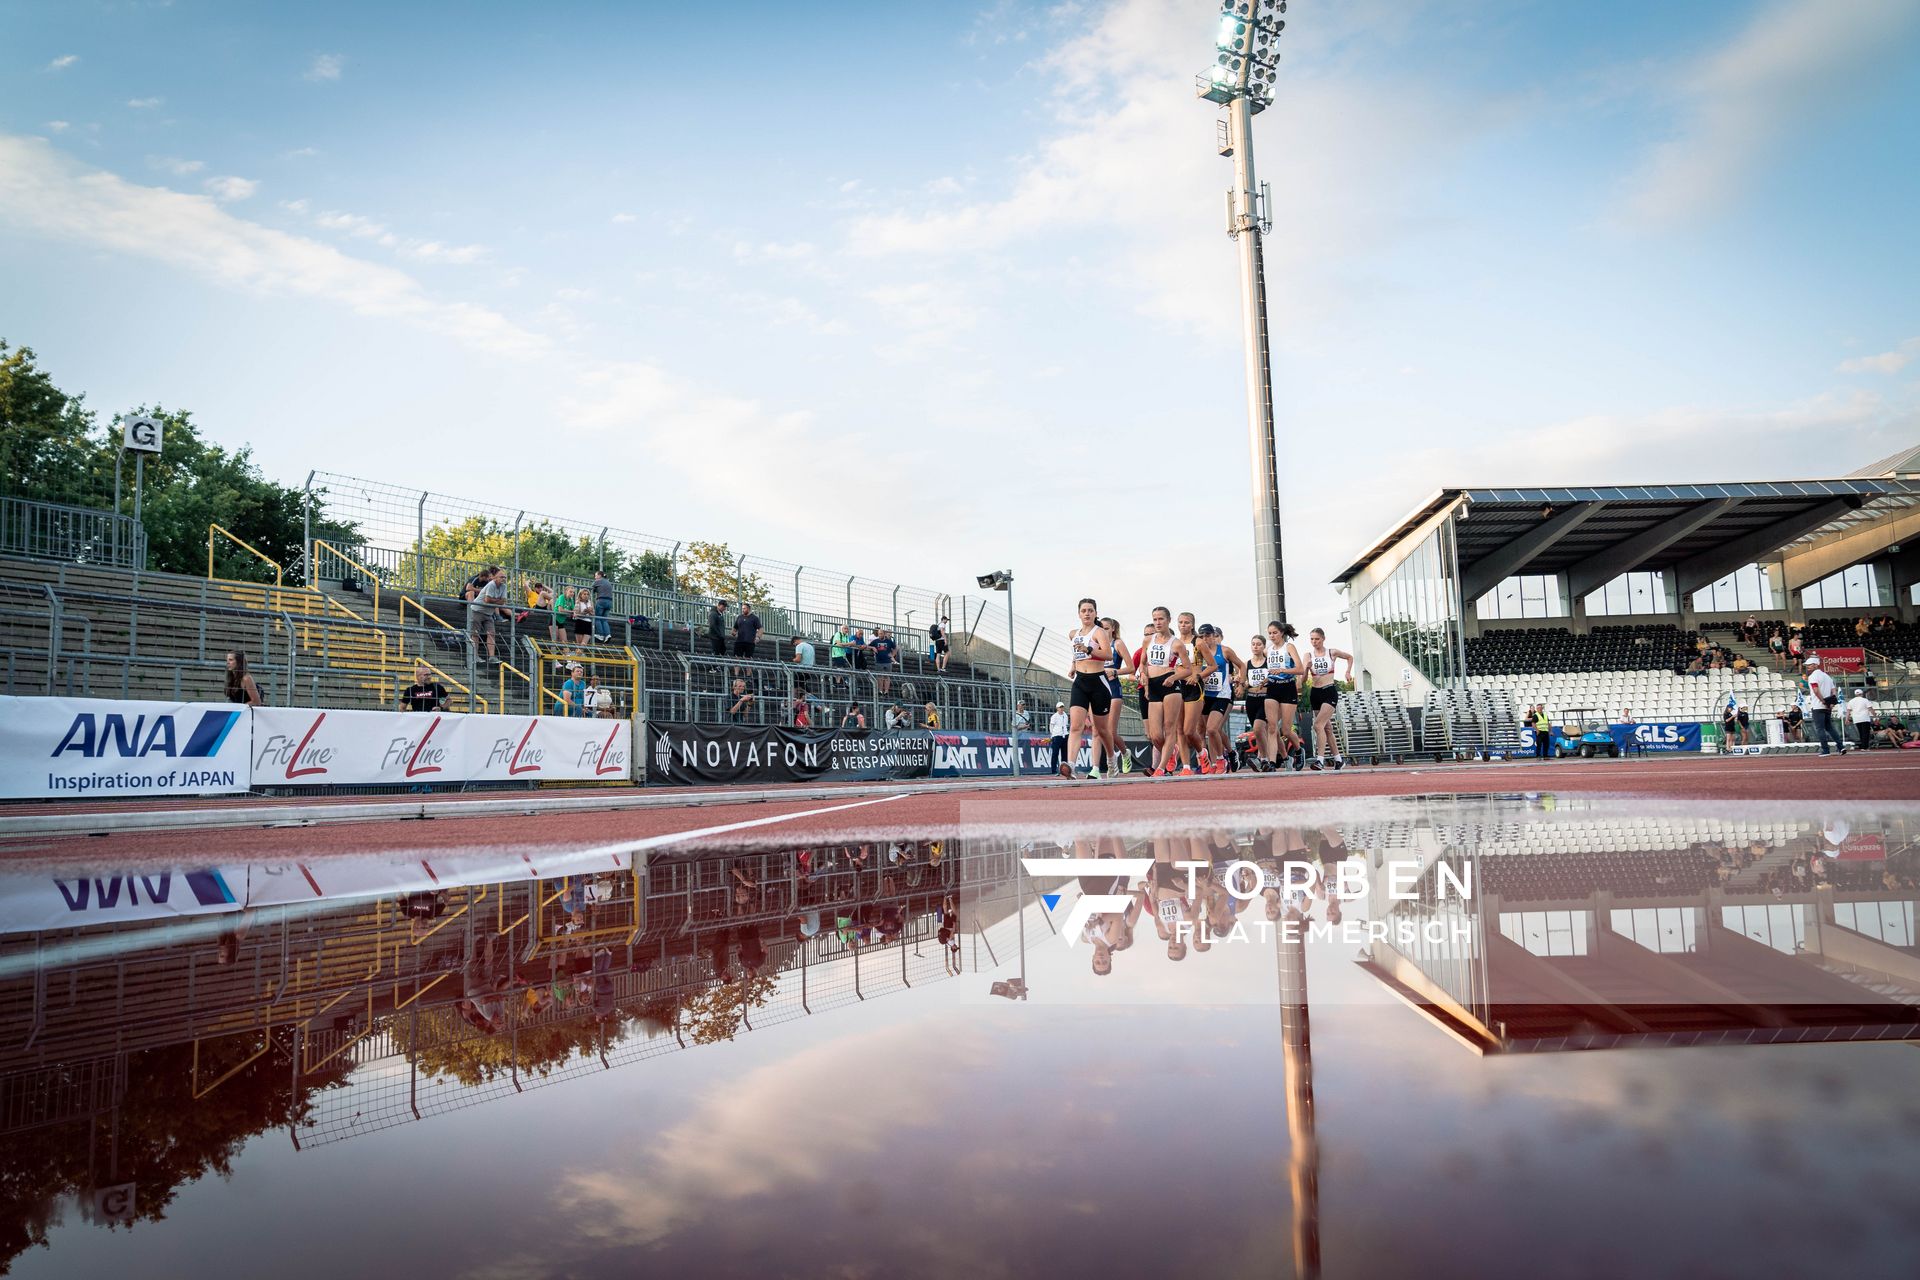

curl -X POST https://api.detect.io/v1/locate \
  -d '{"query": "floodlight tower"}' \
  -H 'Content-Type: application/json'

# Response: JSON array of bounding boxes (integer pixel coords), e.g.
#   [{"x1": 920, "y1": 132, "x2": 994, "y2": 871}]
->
[{"x1": 1199, "y1": 0, "x2": 1289, "y2": 626}]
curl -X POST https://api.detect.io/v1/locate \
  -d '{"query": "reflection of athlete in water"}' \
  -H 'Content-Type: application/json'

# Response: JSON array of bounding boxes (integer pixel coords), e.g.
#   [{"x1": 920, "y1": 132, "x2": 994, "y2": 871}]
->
[
  {"x1": 1147, "y1": 838, "x2": 1197, "y2": 960},
  {"x1": 1076, "y1": 837, "x2": 1139, "y2": 976}
]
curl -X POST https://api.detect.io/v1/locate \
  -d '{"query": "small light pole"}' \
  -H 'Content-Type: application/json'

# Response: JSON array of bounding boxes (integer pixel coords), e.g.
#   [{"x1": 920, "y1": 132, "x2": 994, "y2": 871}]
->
[{"x1": 977, "y1": 570, "x2": 1019, "y2": 778}]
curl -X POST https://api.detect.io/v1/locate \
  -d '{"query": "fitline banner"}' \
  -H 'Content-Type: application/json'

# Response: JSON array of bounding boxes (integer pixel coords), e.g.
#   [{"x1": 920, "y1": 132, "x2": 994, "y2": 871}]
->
[
  {"x1": 251, "y1": 707, "x2": 630, "y2": 787},
  {"x1": 0, "y1": 695, "x2": 252, "y2": 800}
]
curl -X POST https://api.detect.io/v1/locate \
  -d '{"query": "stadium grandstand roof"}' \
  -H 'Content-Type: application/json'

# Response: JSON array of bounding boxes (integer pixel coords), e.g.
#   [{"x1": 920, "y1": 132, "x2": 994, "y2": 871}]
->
[{"x1": 1334, "y1": 446, "x2": 1920, "y2": 602}]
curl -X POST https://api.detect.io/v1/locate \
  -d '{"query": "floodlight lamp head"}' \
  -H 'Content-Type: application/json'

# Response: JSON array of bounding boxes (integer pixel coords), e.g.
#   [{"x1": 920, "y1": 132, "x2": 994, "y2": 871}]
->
[{"x1": 977, "y1": 570, "x2": 1012, "y2": 591}]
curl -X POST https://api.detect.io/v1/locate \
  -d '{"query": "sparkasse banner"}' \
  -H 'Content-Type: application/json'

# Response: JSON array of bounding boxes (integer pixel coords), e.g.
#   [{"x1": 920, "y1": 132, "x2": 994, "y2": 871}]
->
[{"x1": 0, "y1": 695, "x2": 251, "y2": 799}]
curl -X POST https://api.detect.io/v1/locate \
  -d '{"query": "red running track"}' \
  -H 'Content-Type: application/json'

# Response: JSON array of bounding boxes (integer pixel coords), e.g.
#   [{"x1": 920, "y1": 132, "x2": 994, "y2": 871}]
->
[{"x1": 3, "y1": 751, "x2": 1916, "y2": 865}]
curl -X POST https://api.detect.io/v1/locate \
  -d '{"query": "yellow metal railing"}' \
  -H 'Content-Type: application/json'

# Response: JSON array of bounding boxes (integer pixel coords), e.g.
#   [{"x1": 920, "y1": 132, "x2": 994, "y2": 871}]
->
[
  {"x1": 312, "y1": 539, "x2": 382, "y2": 624},
  {"x1": 400, "y1": 594, "x2": 460, "y2": 640},
  {"x1": 208, "y1": 523, "x2": 287, "y2": 607},
  {"x1": 498, "y1": 660, "x2": 532, "y2": 714}
]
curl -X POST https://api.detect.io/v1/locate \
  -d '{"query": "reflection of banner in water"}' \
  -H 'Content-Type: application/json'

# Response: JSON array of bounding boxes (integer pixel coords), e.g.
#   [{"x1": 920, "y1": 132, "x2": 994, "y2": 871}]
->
[{"x1": 0, "y1": 846, "x2": 636, "y2": 935}]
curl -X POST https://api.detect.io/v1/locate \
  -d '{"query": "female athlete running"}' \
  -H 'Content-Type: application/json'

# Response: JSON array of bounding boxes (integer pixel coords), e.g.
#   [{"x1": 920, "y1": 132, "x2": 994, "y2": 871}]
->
[
  {"x1": 1304, "y1": 626, "x2": 1355, "y2": 771},
  {"x1": 1140, "y1": 607, "x2": 1194, "y2": 776},
  {"x1": 1266, "y1": 621, "x2": 1306, "y2": 769},
  {"x1": 1063, "y1": 597, "x2": 1113, "y2": 780},
  {"x1": 1098, "y1": 616, "x2": 1134, "y2": 775},
  {"x1": 1194, "y1": 624, "x2": 1246, "y2": 774},
  {"x1": 1175, "y1": 612, "x2": 1208, "y2": 769},
  {"x1": 1243, "y1": 633, "x2": 1277, "y2": 770}
]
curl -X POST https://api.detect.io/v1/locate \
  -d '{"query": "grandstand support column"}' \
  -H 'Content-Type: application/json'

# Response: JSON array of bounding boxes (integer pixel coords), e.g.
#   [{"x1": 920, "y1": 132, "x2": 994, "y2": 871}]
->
[
  {"x1": 1228, "y1": 91, "x2": 1288, "y2": 627},
  {"x1": 891, "y1": 585, "x2": 900, "y2": 639},
  {"x1": 597, "y1": 528, "x2": 607, "y2": 572}
]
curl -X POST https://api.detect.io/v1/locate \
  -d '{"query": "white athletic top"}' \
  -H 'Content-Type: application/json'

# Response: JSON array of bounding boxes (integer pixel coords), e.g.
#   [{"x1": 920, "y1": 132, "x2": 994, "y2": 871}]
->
[
  {"x1": 1145, "y1": 636, "x2": 1175, "y2": 669},
  {"x1": 1070, "y1": 626, "x2": 1103, "y2": 665},
  {"x1": 1309, "y1": 651, "x2": 1335, "y2": 677},
  {"x1": 1273, "y1": 646, "x2": 1298, "y2": 680}
]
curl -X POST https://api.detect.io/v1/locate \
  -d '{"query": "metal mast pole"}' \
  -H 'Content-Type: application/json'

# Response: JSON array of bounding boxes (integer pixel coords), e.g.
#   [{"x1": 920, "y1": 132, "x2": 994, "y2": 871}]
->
[
  {"x1": 1203, "y1": 0, "x2": 1290, "y2": 626},
  {"x1": 1005, "y1": 579, "x2": 1020, "y2": 778},
  {"x1": 1228, "y1": 95, "x2": 1286, "y2": 626}
]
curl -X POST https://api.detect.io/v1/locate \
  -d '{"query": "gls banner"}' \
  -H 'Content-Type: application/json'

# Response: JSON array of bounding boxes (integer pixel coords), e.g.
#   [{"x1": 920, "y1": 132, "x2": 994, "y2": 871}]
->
[
  {"x1": 646, "y1": 722, "x2": 931, "y2": 785},
  {"x1": 1611, "y1": 721, "x2": 1702, "y2": 753},
  {"x1": 0, "y1": 695, "x2": 250, "y2": 799}
]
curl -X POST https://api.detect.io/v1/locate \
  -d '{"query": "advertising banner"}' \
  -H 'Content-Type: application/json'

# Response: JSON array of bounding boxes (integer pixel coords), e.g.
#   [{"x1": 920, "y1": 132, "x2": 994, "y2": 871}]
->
[
  {"x1": 644, "y1": 722, "x2": 931, "y2": 785},
  {"x1": 1611, "y1": 722, "x2": 1703, "y2": 753},
  {"x1": 1813, "y1": 648, "x2": 1866, "y2": 675},
  {"x1": 251, "y1": 707, "x2": 467, "y2": 787},
  {"x1": 928, "y1": 732, "x2": 1152, "y2": 778},
  {"x1": 466, "y1": 714, "x2": 632, "y2": 783},
  {"x1": 0, "y1": 695, "x2": 251, "y2": 799}
]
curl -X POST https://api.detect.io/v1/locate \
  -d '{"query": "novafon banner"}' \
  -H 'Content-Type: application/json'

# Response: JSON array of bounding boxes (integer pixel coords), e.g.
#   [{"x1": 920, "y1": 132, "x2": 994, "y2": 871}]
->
[
  {"x1": 1611, "y1": 721, "x2": 1703, "y2": 753},
  {"x1": 644, "y1": 722, "x2": 931, "y2": 785},
  {"x1": 251, "y1": 707, "x2": 467, "y2": 787},
  {"x1": 0, "y1": 695, "x2": 251, "y2": 799}
]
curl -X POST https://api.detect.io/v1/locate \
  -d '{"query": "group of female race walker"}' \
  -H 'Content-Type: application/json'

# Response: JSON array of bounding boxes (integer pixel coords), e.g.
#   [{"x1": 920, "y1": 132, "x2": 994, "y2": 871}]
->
[{"x1": 1061, "y1": 598, "x2": 1354, "y2": 780}]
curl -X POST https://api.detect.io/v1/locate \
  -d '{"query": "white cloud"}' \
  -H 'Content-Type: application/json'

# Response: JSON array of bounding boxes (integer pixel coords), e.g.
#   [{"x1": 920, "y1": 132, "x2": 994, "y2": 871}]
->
[
  {"x1": 45, "y1": 121, "x2": 70, "y2": 134},
  {"x1": 0, "y1": 134, "x2": 547, "y2": 360},
  {"x1": 1618, "y1": 0, "x2": 1920, "y2": 226},
  {"x1": 149, "y1": 155, "x2": 204, "y2": 175},
  {"x1": 47, "y1": 54, "x2": 79, "y2": 72},
  {"x1": 126, "y1": 97, "x2": 163, "y2": 110},
  {"x1": 302, "y1": 206, "x2": 488, "y2": 264},
  {"x1": 609, "y1": 211, "x2": 637, "y2": 224},
  {"x1": 731, "y1": 239, "x2": 817, "y2": 263},
  {"x1": 304, "y1": 53, "x2": 344, "y2": 83},
  {"x1": 203, "y1": 175, "x2": 258, "y2": 202},
  {"x1": 284, "y1": 146, "x2": 319, "y2": 159},
  {"x1": 1838, "y1": 337, "x2": 1919, "y2": 375}
]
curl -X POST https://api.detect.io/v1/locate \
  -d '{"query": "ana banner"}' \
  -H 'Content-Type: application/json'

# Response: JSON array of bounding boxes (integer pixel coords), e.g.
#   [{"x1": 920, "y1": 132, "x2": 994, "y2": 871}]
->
[
  {"x1": 0, "y1": 695, "x2": 251, "y2": 800},
  {"x1": 645, "y1": 722, "x2": 931, "y2": 785},
  {"x1": 1611, "y1": 721, "x2": 1703, "y2": 753},
  {"x1": 1813, "y1": 648, "x2": 1865, "y2": 675}
]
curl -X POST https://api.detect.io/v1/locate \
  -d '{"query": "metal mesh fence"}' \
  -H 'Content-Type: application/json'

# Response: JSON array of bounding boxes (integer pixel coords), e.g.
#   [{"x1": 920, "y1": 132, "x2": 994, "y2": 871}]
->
[{"x1": 306, "y1": 471, "x2": 1069, "y2": 674}]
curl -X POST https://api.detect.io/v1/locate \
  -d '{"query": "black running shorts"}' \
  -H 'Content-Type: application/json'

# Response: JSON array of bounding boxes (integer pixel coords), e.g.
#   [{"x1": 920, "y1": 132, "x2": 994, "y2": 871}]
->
[
  {"x1": 1309, "y1": 684, "x2": 1340, "y2": 712},
  {"x1": 1070, "y1": 671, "x2": 1113, "y2": 716},
  {"x1": 1203, "y1": 695, "x2": 1233, "y2": 717},
  {"x1": 1146, "y1": 673, "x2": 1179, "y2": 704}
]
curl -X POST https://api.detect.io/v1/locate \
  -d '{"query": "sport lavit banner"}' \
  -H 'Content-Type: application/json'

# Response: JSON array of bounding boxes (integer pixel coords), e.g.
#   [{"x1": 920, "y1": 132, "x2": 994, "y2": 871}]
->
[
  {"x1": 1610, "y1": 721, "x2": 1703, "y2": 753},
  {"x1": 0, "y1": 695, "x2": 251, "y2": 799},
  {"x1": 928, "y1": 731, "x2": 1151, "y2": 777},
  {"x1": 646, "y1": 721, "x2": 931, "y2": 785},
  {"x1": 252, "y1": 707, "x2": 631, "y2": 787}
]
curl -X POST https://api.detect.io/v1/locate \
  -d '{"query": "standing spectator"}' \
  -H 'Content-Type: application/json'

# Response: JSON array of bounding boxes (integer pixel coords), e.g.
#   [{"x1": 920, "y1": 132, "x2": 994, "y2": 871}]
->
[
  {"x1": 1048, "y1": 701, "x2": 1070, "y2": 775},
  {"x1": 870, "y1": 627, "x2": 898, "y2": 694},
  {"x1": 1741, "y1": 613, "x2": 1760, "y2": 644},
  {"x1": 555, "y1": 662, "x2": 589, "y2": 717},
  {"x1": 592, "y1": 569, "x2": 614, "y2": 643},
  {"x1": 923, "y1": 701, "x2": 941, "y2": 729},
  {"x1": 1787, "y1": 630, "x2": 1804, "y2": 664},
  {"x1": 841, "y1": 704, "x2": 867, "y2": 732},
  {"x1": 468, "y1": 567, "x2": 510, "y2": 662},
  {"x1": 1846, "y1": 687, "x2": 1876, "y2": 750},
  {"x1": 930, "y1": 615, "x2": 951, "y2": 672},
  {"x1": 792, "y1": 634, "x2": 817, "y2": 666},
  {"x1": 708, "y1": 601, "x2": 730, "y2": 658},
  {"x1": 727, "y1": 677, "x2": 756, "y2": 723},
  {"x1": 1805, "y1": 658, "x2": 1847, "y2": 756},
  {"x1": 403, "y1": 660, "x2": 447, "y2": 712},
  {"x1": 225, "y1": 650, "x2": 262, "y2": 706},
  {"x1": 733, "y1": 602, "x2": 762, "y2": 659},
  {"x1": 829, "y1": 624, "x2": 852, "y2": 669},
  {"x1": 1768, "y1": 628, "x2": 1787, "y2": 668},
  {"x1": 885, "y1": 704, "x2": 909, "y2": 731},
  {"x1": 1012, "y1": 698, "x2": 1031, "y2": 736},
  {"x1": 791, "y1": 686, "x2": 815, "y2": 729},
  {"x1": 850, "y1": 626, "x2": 872, "y2": 673},
  {"x1": 549, "y1": 579, "x2": 568, "y2": 644},
  {"x1": 1531, "y1": 704, "x2": 1552, "y2": 758}
]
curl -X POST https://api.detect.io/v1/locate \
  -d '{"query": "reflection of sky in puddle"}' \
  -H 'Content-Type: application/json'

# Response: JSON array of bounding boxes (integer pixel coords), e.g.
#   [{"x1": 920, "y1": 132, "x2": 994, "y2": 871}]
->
[{"x1": 5, "y1": 794, "x2": 1919, "y2": 1278}]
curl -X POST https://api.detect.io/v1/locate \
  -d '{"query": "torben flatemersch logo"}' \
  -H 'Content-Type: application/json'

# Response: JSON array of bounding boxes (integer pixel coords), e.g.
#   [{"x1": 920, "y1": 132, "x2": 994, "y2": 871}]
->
[{"x1": 1021, "y1": 855, "x2": 1475, "y2": 948}]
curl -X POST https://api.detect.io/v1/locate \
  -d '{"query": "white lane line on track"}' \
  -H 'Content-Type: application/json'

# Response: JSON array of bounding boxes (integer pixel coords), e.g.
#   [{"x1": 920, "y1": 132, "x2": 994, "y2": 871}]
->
[{"x1": 569, "y1": 791, "x2": 910, "y2": 858}]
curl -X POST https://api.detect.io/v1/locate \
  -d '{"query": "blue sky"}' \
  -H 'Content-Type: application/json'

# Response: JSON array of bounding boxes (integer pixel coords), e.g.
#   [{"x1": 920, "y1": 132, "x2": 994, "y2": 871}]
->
[{"x1": 4, "y1": 0, "x2": 1918, "y2": 652}]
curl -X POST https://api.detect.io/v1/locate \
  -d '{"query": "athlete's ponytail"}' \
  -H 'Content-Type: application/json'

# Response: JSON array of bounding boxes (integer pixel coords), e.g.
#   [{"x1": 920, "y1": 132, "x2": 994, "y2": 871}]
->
[{"x1": 1269, "y1": 621, "x2": 1297, "y2": 640}]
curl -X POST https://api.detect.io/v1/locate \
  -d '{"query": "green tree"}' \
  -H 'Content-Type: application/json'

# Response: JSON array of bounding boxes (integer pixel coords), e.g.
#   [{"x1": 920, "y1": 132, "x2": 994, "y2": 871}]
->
[
  {"x1": 676, "y1": 540, "x2": 771, "y2": 604},
  {"x1": 0, "y1": 341, "x2": 351, "y2": 580}
]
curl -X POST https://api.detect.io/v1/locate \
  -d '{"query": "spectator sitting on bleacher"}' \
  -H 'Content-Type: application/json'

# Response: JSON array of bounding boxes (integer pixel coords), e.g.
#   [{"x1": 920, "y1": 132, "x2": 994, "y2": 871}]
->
[
  {"x1": 728, "y1": 677, "x2": 756, "y2": 723},
  {"x1": 555, "y1": 662, "x2": 588, "y2": 717},
  {"x1": 1855, "y1": 616, "x2": 1871, "y2": 639},
  {"x1": 1875, "y1": 715, "x2": 1912, "y2": 748},
  {"x1": 1780, "y1": 702, "x2": 1805, "y2": 742},
  {"x1": 1731, "y1": 654, "x2": 1750, "y2": 673},
  {"x1": 792, "y1": 635, "x2": 816, "y2": 666},
  {"x1": 1685, "y1": 655, "x2": 1705, "y2": 676},
  {"x1": 403, "y1": 660, "x2": 447, "y2": 712},
  {"x1": 1619, "y1": 707, "x2": 1635, "y2": 723}
]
